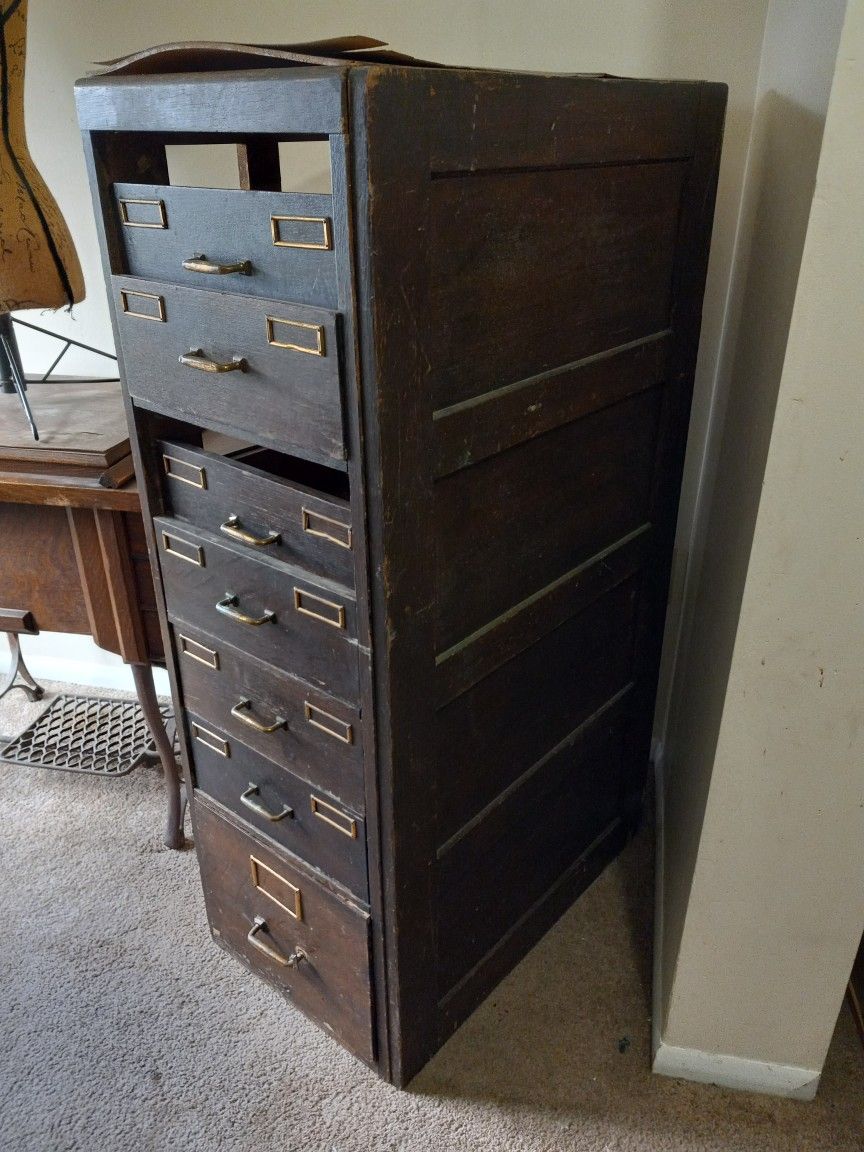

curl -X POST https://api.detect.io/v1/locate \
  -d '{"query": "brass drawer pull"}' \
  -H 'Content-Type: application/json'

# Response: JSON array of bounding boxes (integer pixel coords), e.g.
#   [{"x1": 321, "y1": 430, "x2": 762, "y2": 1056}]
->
[
  {"x1": 231, "y1": 698, "x2": 286, "y2": 734},
  {"x1": 179, "y1": 348, "x2": 248, "y2": 374},
  {"x1": 246, "y1": 917, "x2": 306, "y2": 967},
  {"x1": 182, "y1": 254, "x2": 252, "y2": 276},
  {"x1": 219, "y1": 514, "x2": 280, "y2": 548},
  {"x1": 240, "y1": 783, "x2": 293, "y2": 822},
  {"x1": 293, "y1": 587, "x2": 346, "y2": 630},
  {"x1": 216, "y1": 594, "x2": 274, "y2": 627}
]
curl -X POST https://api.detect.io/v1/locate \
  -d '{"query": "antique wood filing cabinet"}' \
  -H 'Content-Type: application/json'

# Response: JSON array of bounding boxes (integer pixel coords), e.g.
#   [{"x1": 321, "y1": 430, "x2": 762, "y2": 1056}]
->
[{"x1": 76, "y1": 58, "x2": 725, "y2": 1084}]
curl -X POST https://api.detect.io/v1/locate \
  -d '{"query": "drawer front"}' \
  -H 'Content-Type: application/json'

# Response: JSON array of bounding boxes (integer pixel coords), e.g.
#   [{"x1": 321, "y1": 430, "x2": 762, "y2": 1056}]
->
[
  {"x1": 158, "y1": 440, "x2": 355, "y2": 588},
  {"x1": 155, "y1": 517, "x2": 359, "y2": 702},
  {"x1": 187, "y1": 711, "x2": 367, "y2": 899},
  {"x1": 173, "y1": 620, "x2": 363, "y2": 811},
  {"x1": 114, "y1": 184, "x2": 338, "y2": 309},
  {"x1": 113, "y1": 276, "x2": 345, "y2": 465},
  {"x1": 194, "y1": 797, "x2": 375, "y2": 1066}
]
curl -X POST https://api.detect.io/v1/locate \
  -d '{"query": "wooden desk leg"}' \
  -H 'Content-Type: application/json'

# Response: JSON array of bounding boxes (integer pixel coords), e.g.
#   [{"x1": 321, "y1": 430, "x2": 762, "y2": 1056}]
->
[{"x1": 131, "y1": 662, "x2": 186, "y2": 850}]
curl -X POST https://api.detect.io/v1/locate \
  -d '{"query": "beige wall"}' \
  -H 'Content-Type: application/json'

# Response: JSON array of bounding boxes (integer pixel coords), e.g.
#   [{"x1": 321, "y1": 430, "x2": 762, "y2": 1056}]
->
[
  {"x1": 659, "y1": 0, "x2": 847, "y2": 1020},
  {"x1": 15, "y1": 0, "x2": 859, "y2": 1088},
  {"x1": 658, "y1": 0, "x2": 860, "y2": 1082},
  {"x1": 18, "y1": 0, "x2": 771, "y2": 687}
]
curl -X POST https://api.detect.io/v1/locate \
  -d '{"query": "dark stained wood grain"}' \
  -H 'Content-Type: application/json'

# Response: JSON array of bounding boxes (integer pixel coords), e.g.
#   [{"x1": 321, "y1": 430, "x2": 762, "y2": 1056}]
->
[
  {"x1": 171, "y1": 619, "x2": 364, "y2": 812},
  {"x1": 437, "y1": 817, "x2": 628, "y2": 1040},
  {"x1": 435, "y1": 703, "x2": 627, "y2": 993},
  {"x1": 114, "y1": 183, "x2": 338, "y2": 308},
  {"x1": 435, "y1": 525, "x2": 650, "y2": 707},
  {"x1": 329, "y1": 123, "x2": 393, "y2": 1082},
  {"x1": 158, "y1": 439, "x2": 354, "y2": 587},
  {"x1": 75, "y1": 68, "x2": 347, "y2": 135},
  {"x1": 187, "y1": 711, "x2": 367, "y2": 898},
  {"x1": 435, "y1": 388, "x2": 661, "y2": 651},
  {"x1": 436, "y1": 579, "x2": 638, "y2": 846},
  {"x1": 434, "y1": 332, "x2": 670, "y2": 477},
  {"x1": 77, "y1": 61, "x2": 726, "y2": 1086},
  {"x1": 348, "y1": 66, "x2": 443, "y2": 1083},
  {"x1": 113, "y1": 276, "x2": 346, "y2": 465},
  {"x1": 427, "y1": 161, "x2": 685, "y2": 409},
  {"x1": 193, "y1": 795, "x2": 375, "y2": 1065},
  {"x1": 428, "y1": 71, "x2": 700, "y2": 171},
  {"x1": 155, "y1": 516, "x2": 360, "y2": 703}
]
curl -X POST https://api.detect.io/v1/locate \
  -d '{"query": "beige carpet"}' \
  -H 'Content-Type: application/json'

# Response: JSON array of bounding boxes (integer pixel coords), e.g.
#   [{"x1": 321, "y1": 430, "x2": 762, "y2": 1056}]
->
[{"x1": 0, "y1": 683, "x2": 860, "y2": 1152}]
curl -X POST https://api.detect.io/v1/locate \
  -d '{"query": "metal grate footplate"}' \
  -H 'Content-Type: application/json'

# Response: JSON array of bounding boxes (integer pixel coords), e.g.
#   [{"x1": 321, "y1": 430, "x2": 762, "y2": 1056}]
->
[{"x1": 0, "y1": 694, "x2": 174, "y2": 777}]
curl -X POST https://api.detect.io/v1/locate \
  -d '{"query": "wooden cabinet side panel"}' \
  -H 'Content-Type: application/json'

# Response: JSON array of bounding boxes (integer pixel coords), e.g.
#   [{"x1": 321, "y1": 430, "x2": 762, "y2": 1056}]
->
[
  {"x1": 395, "y1": 72, "x2": 724, "y2": 1065},
  {"x1": 351, "y1": 68, "x2": 440, "y2": 1085}
]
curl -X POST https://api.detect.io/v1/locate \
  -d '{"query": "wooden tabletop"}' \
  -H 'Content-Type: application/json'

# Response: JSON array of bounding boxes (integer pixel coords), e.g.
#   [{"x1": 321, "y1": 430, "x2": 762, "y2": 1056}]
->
[{"x1": 0, "y1": 379, "x2": 140, "y2": 511}]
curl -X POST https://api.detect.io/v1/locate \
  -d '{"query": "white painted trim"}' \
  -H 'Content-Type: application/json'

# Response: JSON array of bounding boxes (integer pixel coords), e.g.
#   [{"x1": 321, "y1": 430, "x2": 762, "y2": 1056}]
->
[
  {"x1": 651, "y1": 741, "x2": 666, "y2": 1062},
  {"x1": 650, "y1": 741, "x2": 820, "y2": 1102},
  {"x1": 653, "y1": 1040, "x2": 821, "y2": 1100},
  {"x1": 11, "y1": 632, "x2": 170, "y2": 696}
]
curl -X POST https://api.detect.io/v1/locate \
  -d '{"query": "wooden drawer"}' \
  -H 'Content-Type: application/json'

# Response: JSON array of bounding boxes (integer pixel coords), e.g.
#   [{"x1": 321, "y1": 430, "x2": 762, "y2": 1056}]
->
[
  {"x1": 155, "y1": 517, "x2": 360, "y2": 702},
  {"x1": 187, "y1": 710, "x2": 367, "y2": 899},
  {"x1": 158, "y1": 439, "x2": 354, "y2": 588},
  {"x1": 194, "y1": 796, "x2": 375, "y2": 1066},
  {"x1": 113, "y1": 276, "x2": 345, "y2": 465},
  {"x1": 113, "y1": 184, "x2": 338, "y2": 309},
  {"x1": 172, "y1": 620, "x2": 363, "y2": 812}
]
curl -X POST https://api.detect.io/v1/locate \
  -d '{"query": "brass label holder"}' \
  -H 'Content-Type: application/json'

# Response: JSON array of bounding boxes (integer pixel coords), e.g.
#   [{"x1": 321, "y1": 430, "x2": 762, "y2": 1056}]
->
[
  {"x1": 270, "y1": 214, "x2": 332, "y2": 250},
  {"x1": 161, "y1": 531, "x2": 204, "y2": 567},
  {"x1": 249, "y1": 856, "x2": 303, "y2": 920},
  {"x1": 119, "y1": 197, "x2": 167, "y2": 229},
  {"x1": 191, "y1": 722, "x2": 230, "y2": 758},
  {"x1": 265, "y1": 316, "x2": 325, "y2": 356},
  {"x1": 303, "y1": 701, "x2": 354, "y2": 745},
  {"x1": 163, "y1": 453, "x2": 207, "y2": 489},
  {"x1": 120, "y1": 289, "x2": 166, "y2": 322},
  {"x1": 178, "y1": 633, "x2": 219, "y2": 670},
  {"x1": 311, "y1": 795, "x2": 358, "y2": 839},
  {"x1": 293, "y1": 587, "x2": 346, "y2": 630},
  {"x1": 301, "y1": 508, "x2": 352, "y2": 550}
]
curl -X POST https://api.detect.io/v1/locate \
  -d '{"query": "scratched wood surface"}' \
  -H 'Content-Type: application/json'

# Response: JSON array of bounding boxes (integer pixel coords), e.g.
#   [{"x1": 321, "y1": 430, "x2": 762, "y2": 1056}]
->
[{"x1": 77, "y1": 62, "x2": 726, "y2": 1085}]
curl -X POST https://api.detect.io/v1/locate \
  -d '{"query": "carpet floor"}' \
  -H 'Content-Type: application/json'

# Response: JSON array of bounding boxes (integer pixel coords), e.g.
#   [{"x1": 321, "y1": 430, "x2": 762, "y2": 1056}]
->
[{"x1": 0, "y1": 683, "x2": 860, "y2": 1152}]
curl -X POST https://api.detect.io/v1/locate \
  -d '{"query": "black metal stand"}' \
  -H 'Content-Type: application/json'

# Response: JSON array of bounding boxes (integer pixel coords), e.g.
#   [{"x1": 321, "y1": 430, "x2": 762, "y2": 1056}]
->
[
  {"x1": 0, "y1": 314, "x2": 38, "y2": 440},
  {"x1": 0, "y1": 632, "x2": 44, "y2": 702},
  {"x1": 0, "y1": 314, "x2": 118, "y2": 443}
]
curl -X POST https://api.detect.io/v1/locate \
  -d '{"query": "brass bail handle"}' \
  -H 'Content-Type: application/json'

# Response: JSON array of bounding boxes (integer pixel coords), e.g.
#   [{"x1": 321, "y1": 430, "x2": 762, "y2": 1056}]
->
[
  {"x1": 220, "y1": 514, "x2": 280, "y2": 548},
  {"x1": 246, "y1": 917, "x2": 306, "y2": 968},
  {"x1": 231, "y1": 699, "x2": 286, "y2": 734},
  {"x1": 240, "y1": 783, "x2": 293, "y2": 822},
  {"x1": 182, "y1": 254, "x2": 252, "y2": 276},
  {"x1": 179, "y1": 349, "x2": 247, "y2": 373},
  {"x1": 216, "y1": 594, "x2": 274, "y2": 627}
]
